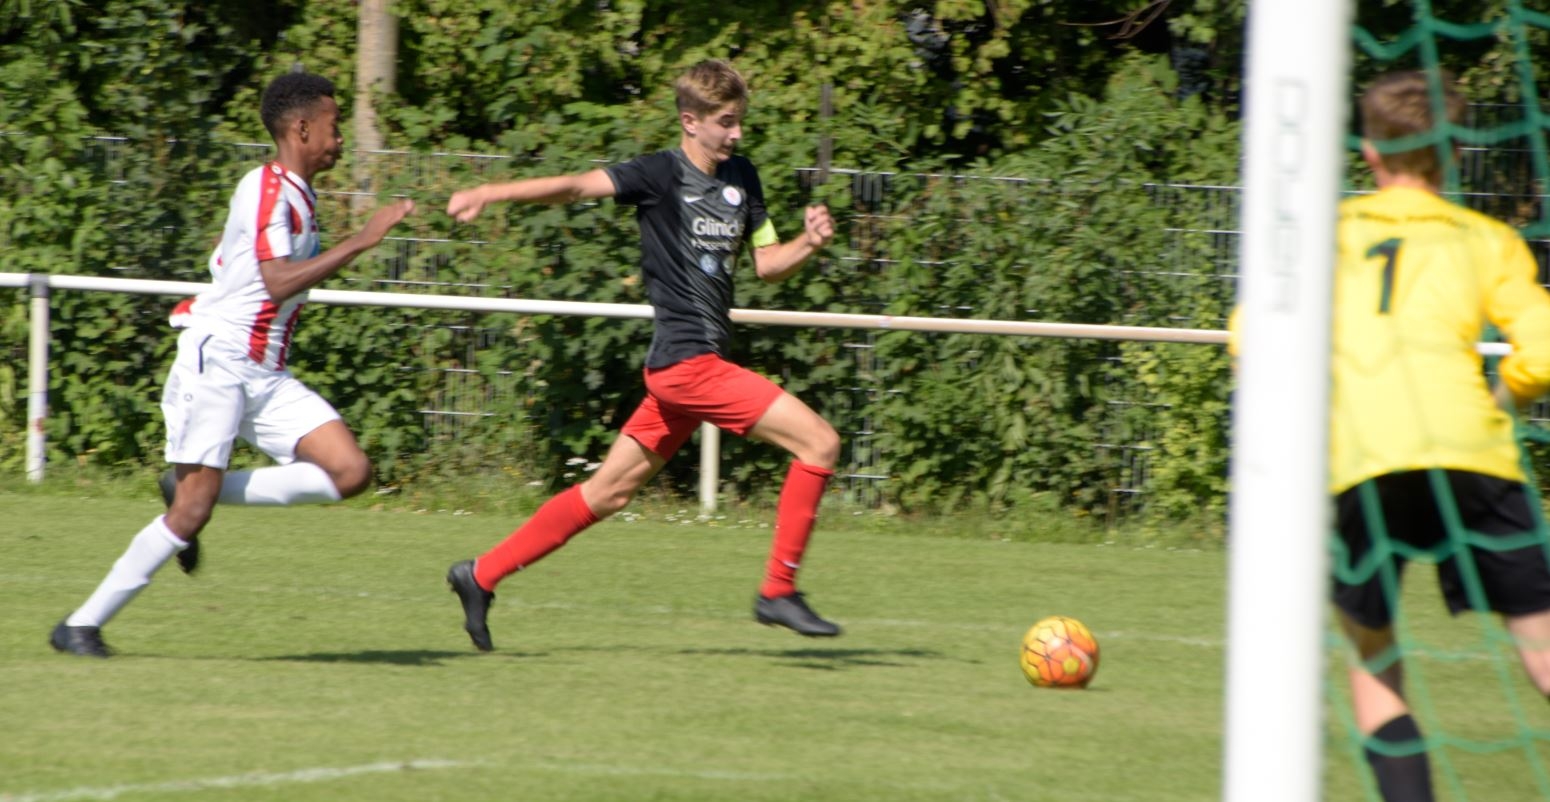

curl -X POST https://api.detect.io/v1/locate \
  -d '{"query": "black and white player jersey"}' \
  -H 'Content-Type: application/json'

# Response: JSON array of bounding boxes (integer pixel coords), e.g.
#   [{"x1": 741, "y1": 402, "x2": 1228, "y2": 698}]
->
[{"x1": 606, "y1": 148, "x2": 777, "y2": 369}]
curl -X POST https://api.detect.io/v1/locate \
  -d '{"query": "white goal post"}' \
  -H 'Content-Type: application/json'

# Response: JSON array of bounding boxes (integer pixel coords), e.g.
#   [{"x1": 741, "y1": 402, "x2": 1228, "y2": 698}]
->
[{"x1": 1223, "y1": 0, "x2": 1352, "y2": 799}]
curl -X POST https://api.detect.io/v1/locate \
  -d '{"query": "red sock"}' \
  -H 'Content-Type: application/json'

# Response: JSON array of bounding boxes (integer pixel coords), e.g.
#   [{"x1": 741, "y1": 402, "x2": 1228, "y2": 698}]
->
[
  {"x1": 474, "y1": 485, "x2": 599, "y2": 590},
  {"x1": 760, "y1": 461, "x2": 834, "y2": 599}
]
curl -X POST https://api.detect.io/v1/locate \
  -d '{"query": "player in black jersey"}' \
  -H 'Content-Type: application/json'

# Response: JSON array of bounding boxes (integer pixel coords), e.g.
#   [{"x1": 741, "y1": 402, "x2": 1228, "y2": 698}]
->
[{"x1": 442, "y1": 59, "x2": 842, "y2": 650}]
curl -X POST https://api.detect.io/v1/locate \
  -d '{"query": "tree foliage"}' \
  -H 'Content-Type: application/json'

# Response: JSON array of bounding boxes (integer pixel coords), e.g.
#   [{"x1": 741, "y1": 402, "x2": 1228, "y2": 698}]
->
[{"x1": 3, "y1": 0, "x2": 1277, "y2": 526}]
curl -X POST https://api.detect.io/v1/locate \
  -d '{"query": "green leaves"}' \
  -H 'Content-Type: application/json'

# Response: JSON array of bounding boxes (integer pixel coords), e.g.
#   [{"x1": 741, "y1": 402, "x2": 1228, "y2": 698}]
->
[
  {"x1": 1, "y1": 2, "x2": 1243, "y2": 525},
  {"x1": 825, "y1": 53, "x2": 1237, "y2": 519}
]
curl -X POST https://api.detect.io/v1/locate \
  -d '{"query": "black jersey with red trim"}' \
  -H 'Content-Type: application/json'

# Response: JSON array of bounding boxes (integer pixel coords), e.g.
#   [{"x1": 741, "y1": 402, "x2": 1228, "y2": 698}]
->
[{"x1": 605, "y1": 148, "x2": 772, "y2": 369}]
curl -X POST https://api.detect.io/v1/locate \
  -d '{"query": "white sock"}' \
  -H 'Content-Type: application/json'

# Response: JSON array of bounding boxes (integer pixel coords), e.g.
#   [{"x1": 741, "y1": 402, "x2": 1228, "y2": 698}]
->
[
  {"x1": 219, "y1": 462, "x2": 342, "y2": 506},
  {"x1": 66, "y1": 516, "x2": 185, "y2": 628}
]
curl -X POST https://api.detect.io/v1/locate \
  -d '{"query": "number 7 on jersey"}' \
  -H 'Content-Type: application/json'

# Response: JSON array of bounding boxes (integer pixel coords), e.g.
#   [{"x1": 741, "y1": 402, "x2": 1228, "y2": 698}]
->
[{"x1": 1367, "y1": 237, "x2": 1402, "y2": 314}]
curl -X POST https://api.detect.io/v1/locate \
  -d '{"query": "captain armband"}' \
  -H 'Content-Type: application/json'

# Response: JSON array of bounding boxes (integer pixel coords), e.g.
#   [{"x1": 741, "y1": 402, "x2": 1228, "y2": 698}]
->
[{"x1": 750, "y1": 219, "x2": 778, "y2": 249}]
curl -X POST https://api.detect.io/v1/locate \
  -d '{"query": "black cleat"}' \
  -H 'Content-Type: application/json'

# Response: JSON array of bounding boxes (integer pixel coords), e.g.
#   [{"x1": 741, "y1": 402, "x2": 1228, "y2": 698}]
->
[
  {"x1": 755, "y1": 592, "x2": 843, "y2": 637},
  {"x1": 176, "y1": 537, "x2": 201, "y2": 575},
  {"x1": 160, "y1": 471, "x2": 201, "y2": 575},
  {"x1": 447, "y1": 560, "x2": 495, "y2": 651},
  {"x1": 50, "y1": 620, "x2": 111, "y2": 658}
]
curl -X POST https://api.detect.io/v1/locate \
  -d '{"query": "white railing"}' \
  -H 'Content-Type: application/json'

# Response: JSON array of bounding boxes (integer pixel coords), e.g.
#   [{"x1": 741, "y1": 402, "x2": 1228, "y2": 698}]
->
[{"x1": 1, "y1": 272, "x2": 1235, "y2": 512}]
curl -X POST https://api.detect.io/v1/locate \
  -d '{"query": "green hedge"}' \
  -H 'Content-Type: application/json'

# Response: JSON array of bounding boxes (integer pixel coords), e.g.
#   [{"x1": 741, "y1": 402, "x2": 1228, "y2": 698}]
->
[{"x1": 1, "y1": 1, "x2": 1242, "y2": 526}]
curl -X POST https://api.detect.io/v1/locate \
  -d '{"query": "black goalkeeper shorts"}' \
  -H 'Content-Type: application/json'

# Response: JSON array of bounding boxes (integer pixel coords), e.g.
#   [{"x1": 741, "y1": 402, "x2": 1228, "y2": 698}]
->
[{"x1": 1332, "y1": 468, "x2": 1550, "y2": 629}]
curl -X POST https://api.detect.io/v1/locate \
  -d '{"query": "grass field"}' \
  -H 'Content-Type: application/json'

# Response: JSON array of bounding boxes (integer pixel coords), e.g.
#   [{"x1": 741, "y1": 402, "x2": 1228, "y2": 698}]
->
[{"x1": 2, "y1": 489, "x2": 1547, "y2": 801}]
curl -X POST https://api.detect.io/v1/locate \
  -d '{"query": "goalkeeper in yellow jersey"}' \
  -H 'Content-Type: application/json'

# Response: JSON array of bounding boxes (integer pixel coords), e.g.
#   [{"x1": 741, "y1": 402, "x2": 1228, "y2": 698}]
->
[{"x1": 1325, "y1": 71, "x2": 1550, "y2": 801}]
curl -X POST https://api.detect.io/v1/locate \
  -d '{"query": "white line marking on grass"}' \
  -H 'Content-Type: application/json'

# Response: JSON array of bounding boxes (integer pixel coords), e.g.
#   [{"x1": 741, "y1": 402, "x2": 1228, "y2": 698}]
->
[
  {"x1": 0, "y1": 759, "x2": 477, "y2": 802},
  {"x1": 533, "y1": 762, "x2": 794, "y2": 782},
  {"x1": 2, "y1": 759, "x2": 798, "y2": 802},
  {"x1": 856, "y1": 618, "x2": 1227, "y2": 647},
  {"x1": 1096, "y1": 629, "x2": 1225, "y2": 648}
]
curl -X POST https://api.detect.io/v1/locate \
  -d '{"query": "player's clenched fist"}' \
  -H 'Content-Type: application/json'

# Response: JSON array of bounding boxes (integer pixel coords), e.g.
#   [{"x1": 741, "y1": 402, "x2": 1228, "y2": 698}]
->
[
  {"x1": 804, "y1": 204, "x2": 834, "y2": 249},
  {"x1": 446, "y1": 187, "x2": 487, "y2": 223}
]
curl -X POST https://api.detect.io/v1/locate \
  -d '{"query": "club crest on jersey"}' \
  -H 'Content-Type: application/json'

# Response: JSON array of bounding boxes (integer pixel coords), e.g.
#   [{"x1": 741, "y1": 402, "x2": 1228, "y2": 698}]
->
[
  {"x1": 722, "y1": 185, "x2": 742, "y2": 207},
  {"x1": 698, "y1": 253, "x2": 722, "y2": 276}
]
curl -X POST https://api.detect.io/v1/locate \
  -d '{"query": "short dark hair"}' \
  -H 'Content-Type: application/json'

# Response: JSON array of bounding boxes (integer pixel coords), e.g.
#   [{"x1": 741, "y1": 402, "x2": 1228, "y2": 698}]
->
[{"x1": 260, "y1": 72, "x2": 336, "y2": 138}]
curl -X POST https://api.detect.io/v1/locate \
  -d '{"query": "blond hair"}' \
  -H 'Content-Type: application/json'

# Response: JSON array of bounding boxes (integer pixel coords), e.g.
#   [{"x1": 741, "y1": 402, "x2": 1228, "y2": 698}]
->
[
  {"x1": 1360, "y1": 70, "x2": 1466, "y2": 185},
  {"x1": 674, "y1": 59, "x2": 748, "y2": 118}
]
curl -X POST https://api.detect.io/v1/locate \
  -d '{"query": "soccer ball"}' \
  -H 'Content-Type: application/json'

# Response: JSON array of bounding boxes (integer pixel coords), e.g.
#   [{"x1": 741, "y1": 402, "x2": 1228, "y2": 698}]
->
[{"x1": 1020, "y1": 615, "x2": 1099, "y2": 688}]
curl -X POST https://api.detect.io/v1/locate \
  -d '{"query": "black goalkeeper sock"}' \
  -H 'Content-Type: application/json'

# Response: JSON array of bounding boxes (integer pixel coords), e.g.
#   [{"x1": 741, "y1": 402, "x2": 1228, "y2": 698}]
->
[{"x1": 1364, "y1": 714, "x2": 1434, "y2": 802}]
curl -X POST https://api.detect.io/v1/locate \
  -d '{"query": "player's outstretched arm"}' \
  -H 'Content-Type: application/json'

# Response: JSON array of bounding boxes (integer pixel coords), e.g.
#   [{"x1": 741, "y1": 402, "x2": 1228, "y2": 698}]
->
[
  {"x1": 446, "y1": 169, "x2": 617, "y2": 223},
  {"x1": 260, "y1": 198, "x2": 415, "y2": 303},
  {"x1": 1491, "y1": 238, "x2": 1550, "y2": 407},
  {"x1": 753, "y1": 204, "x2": 835, "y2": 284}
]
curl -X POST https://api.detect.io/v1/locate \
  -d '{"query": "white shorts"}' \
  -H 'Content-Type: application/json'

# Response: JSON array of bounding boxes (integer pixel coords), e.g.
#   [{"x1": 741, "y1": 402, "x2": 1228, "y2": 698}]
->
[{"x1": 162, "y1": 329, "x2": 342, "y2": 469}]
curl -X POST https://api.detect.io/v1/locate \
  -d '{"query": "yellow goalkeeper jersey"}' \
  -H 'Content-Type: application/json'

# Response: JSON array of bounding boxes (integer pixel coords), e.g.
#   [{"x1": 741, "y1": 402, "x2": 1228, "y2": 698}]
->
[{"x1": 1326, "y1": 186, "x2": 1550, "y2": 492}]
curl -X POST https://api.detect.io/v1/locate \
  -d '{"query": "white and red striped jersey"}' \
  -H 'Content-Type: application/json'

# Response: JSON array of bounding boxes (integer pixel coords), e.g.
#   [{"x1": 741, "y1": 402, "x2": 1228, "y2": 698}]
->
[{"x1": 170, "y1": 161, "x2": 321, "y2": 371}]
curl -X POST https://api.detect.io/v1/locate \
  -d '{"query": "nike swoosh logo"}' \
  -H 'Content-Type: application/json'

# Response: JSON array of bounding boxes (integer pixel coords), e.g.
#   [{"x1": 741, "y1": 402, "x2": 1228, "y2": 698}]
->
[{"x1": 683, "y1": 195, "x2": 703, "y2": 203}]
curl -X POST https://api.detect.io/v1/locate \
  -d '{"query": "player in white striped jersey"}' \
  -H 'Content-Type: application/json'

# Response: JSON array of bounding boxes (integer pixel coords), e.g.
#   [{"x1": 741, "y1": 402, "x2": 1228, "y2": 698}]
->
[{"x1": 50, "y1": 71, "x2": 414, "y2": 658}]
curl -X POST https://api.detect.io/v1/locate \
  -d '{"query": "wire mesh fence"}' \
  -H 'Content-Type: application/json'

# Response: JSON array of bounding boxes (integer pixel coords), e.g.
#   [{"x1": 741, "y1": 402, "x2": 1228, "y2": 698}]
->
[
  {"x1": 5, "y1": 136, "x2": 1249, "y2": 515},
  {"x1": 35, "y1": 128, "x2": 1549, "y2": 513}
]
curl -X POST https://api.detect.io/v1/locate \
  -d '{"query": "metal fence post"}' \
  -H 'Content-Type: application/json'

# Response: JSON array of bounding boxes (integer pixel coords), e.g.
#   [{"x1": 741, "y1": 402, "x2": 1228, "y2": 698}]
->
[{"x1": 26, "y1": 273, "x2": 50, "y2": 483}]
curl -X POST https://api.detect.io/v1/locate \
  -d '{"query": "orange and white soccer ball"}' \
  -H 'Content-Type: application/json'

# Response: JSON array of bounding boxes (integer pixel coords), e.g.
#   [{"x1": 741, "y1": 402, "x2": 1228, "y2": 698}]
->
[{"x1": 1020, "y1": 615, "x2": 1099, "y2": 688}]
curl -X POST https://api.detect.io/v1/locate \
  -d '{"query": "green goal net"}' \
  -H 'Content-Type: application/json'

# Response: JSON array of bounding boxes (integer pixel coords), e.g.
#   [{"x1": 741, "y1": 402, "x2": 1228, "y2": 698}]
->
[{"x1": 1327, "y1": 5, "x2": 1550, "y2": 799}]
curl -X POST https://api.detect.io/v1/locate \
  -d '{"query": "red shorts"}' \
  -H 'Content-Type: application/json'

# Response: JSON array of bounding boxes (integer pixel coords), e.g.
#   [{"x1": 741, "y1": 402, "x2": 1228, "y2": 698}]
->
[{"x1": 620, "y1": 353, "x2": 785, "y2": 458}]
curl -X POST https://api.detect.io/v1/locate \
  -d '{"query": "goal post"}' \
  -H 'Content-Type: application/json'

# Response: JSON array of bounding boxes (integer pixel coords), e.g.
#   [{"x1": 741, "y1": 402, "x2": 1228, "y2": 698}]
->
[{"x1": 1223, "y1": 0, "x2": 1353, "y2": 799}]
